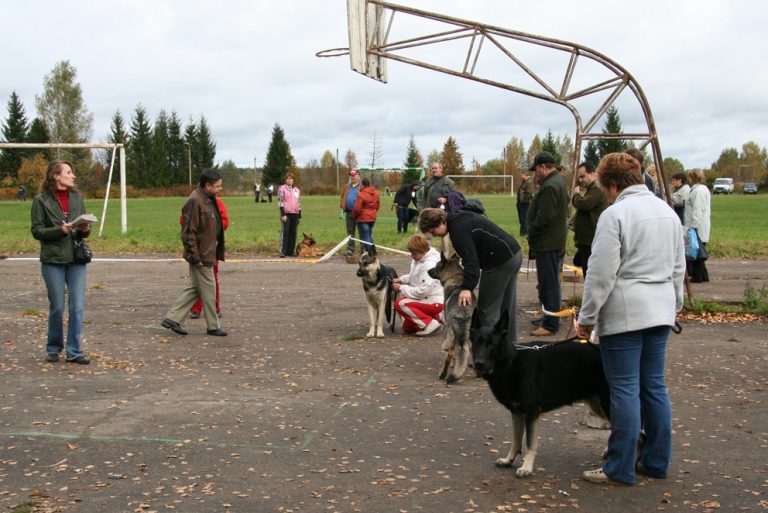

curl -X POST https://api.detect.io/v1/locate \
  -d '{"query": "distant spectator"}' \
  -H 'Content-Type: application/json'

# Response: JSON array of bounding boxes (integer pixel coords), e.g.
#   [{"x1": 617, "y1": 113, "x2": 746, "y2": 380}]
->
[
  {"x1": 352, "y1": 177, "x2": 380, "y2": 254},
  {"x1": 415, "y1": 163, "x2": 455, "y2": 210},
  {"x1": 684, "y1": 169, "x2": 711, "y2": 283},
  {"x1": 646, "y1": 164, "x2": 663, "y2": 197},
  {"x1": 253, "y1": 182, "x2": 261, "y2": 203},
  {"x1": 571, "y1": 161, "x2": 608, "y2": 277},
  {"x1": 266, "y1": 184, "x2": 273, "y2": 202},
  {"x1": 670, "y1": 172, "x2": 690, "y2": 224},
  {"x1": 18, "y1": 184, "x2": 26, "y2": 201},
  {"x1": 516, "y1": 170, "x2": 533, "y2": 236},
  {"x1": 625, "y1": 148, "x2": 657, "y2": 195},
  {"x1": 339, "y1": 170, "x2": 361, "y2": 255},
  {"x1": 393, "y1": 181, "x2": 418, "y2": 234},
  {"x1": 278, "y1": 173, "x2": 301, "y2": 258}
]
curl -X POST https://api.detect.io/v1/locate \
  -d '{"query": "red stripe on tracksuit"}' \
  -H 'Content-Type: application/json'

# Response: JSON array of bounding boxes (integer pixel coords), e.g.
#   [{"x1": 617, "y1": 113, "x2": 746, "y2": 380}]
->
[{"x1": 395, "y1": 297, "x2": 444, "y2": 333}]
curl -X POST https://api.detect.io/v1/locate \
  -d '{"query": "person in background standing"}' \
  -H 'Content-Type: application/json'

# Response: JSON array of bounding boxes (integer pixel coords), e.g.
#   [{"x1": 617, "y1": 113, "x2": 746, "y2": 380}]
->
[
  {"x1": 181, "y1": 196, "x2": 229, "y2": 319},
  {"x1": 278, "y1": 172, "x2": 301, "y2": 258},
  {"x1": 625, "y1": 148, "x2": 657, "y2": 195},
  {"x1": 393, "y1": 181, "x2": 418, "y2": 234},
  {"x1": 670, "y1": 172, "x2": 690, "y2": 224},
  {"x1": 571, "y1": 161, "x2": 608, "y2": 277},
  {"x1": 339, "y1": 169, "x2": 361, "y2": 256},
  {"x1": 31, "y1": 160, "x2": 92, "y2": 364},
  {"x1": 162, "y1": 168, "x2": 227, "y2": 337},
  {"x1": 415, "y1": 162, "x2": 455, "y2": 210},
  {"x1": 516, "y1": 170, "x2": 533, "y2": 236},
  {"x1": 352, "y1": 177, "x2": 380, "y2": 254},
  {"x1": 266, "y1": 183, "x2": 273, "y2": 202},
  {"x1": 577, "y1": 152, "x2": 684, "y2": 486},
  {"x1": 684, "y1": 168, "x2": 711, "y2": 283},
  {"x1": 253, "y1": 182, "x2": 261, "y2": 203},
  {"x1": 527, "y1": 151, "x2": 568, "y2": 336},
  {"x1": 18, "y1": 184, "x2": 26, "y2": 201}
]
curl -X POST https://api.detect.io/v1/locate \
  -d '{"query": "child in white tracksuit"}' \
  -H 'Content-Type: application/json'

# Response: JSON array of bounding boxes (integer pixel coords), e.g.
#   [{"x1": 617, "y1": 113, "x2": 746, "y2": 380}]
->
[{"x1": 393, "y1": 234, "x2": 444, "y2": 335}]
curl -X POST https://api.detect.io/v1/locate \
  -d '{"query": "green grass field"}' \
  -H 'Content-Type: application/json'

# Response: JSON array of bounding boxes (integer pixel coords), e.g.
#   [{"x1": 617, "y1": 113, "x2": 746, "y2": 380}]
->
[{"x1": 2, "y1": 193, "x2": 767, "y2": 258}]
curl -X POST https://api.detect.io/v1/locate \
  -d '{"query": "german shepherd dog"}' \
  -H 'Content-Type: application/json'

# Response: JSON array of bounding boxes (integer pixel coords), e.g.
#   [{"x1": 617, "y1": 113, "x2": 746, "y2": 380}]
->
[
  {"x1": 356, "y1": 252, "x2": 398, "y2": 338},
  {"x1": 470, "y1": 311, "x2": 610, "y2": 477},
  {"x1": 296, "y1": 233, "x2": 324, "y2": 257},
  {"x1": 427, "y1": 253, "x2": 476, "y2": 384}
]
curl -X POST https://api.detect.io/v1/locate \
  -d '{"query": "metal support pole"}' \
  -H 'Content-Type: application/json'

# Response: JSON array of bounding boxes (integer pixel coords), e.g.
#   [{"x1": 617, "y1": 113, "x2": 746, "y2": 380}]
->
[{"x1": 186, "y1": 143, "x2": 192, "y2": 189}]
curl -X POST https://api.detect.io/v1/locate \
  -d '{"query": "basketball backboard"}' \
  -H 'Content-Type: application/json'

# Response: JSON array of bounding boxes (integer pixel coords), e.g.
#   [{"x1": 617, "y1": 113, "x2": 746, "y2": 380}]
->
[{"x1": 347, "y1": 0, "x2": 388, "y2": 82}]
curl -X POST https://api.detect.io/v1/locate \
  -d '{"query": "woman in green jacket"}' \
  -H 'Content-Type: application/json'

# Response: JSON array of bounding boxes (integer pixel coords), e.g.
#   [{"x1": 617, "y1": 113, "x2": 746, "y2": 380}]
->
[{"x1": 31, "y1": 160, "x2": 92, "y2": 364}]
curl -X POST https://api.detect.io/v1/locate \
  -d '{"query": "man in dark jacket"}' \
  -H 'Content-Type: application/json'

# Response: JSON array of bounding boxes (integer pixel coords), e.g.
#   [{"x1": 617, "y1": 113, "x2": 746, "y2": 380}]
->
[
  {"x1": 516, "y1": 170, "x2": 534, "y2": 236},
  {"x1": 527, "y1": 152, "x2": 568, "y2": 336},
  {"x1": 162, "y1": 169, "x2": 227, "y2": 337},
  {"x1": 415, "y1": 163, "x2": 455, "y2": 210},
  {"x1": 393, "y1": 182, "x2": 417, "y2": 233},
  {"x1": 572, "y1": 162, "x2": 608, "y2": 277}
]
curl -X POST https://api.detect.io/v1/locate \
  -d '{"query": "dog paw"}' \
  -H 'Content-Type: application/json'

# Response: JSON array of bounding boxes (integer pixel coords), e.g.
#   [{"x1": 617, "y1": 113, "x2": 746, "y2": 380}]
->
[
  {"x1": 366, "y1": 331, "x2": 375, "y2": 338},
  {"x1": 495, "y1": 458, "x2": 513, "y2": 468},
  {"x1": 446, "y1": 374, "x2": 459, "y2": 385},
  {"x1": 515, "y1": 466, "x2": 534, "y2": 478},
  {"x1": 438, "y1": 370, "x2": 447, "y2": 380},
  {"x1": 376, "y1": 332, "x2": 385, "y2": 338}
]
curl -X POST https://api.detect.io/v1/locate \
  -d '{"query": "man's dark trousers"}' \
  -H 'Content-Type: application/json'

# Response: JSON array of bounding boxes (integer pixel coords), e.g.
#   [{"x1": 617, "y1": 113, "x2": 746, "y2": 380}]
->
[{"x1": 535, "y1": 250, "x2": 562, "y2": 332}]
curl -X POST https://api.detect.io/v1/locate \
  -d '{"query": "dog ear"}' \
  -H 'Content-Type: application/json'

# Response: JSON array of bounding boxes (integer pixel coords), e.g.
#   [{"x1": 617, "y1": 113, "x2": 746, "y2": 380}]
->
[
  {"x1": 496, "y1": 310, "x2": 509, "y2": 335},
  {"x1": 369, "y1": 245, "x2": 377, "y2": 257}
]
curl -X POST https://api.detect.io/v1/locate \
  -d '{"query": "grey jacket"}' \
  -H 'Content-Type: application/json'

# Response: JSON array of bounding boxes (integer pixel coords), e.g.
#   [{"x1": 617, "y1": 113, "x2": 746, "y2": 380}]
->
[
  {"x1": 578, "y1": 185, "x2": 685, "y2": 336},
  {"x1": 684, "y1": 183, "x2": 711, "y2": 243}
]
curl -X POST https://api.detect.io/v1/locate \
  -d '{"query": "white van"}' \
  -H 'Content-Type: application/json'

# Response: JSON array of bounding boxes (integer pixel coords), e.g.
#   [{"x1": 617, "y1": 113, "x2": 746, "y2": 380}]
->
[{"x1": 713, "y1": 177, "x2": 734, "y2": 194}]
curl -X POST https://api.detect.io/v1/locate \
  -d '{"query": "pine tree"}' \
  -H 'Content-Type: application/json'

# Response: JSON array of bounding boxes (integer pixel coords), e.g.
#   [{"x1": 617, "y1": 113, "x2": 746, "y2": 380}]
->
[
  {"x1": 27, "y1": 118, "x2": 52, "y2": 162},
  {"x1": 541, "y1": 129, "x2": 561, "y2": 164},
  {"x1": 582, "y1": 140, "x2": 600, "y2": 167},
  {"x1": 262, "y1": 123, "x2": 295, "y2": 187},
  {"x1": 128, "y1": 104, "x2": 153, "y2": 188},
  {"x1": 403, "y1": 135, "x2": 423, "y2": 184},
  {"x1": 151, "y1": 110, "x2": 170, "y2": 187},
  {"x1": 194, "y1": 115, "x2": 216, "y2": 170},
  {"x1": 440, "y1": 136, "x2": 464, "y2": 175},
  {"x1": 106, "y1": 110, "x2": 129, "y2": 184},
  {"x1": 184, "y1": 120, "x2": 197, "y2": 186},
  {"x1": 597, "y1": 105, "x2": 627, "y2": 158},
  {"x1": 166, "y1": 111, "x2": 186, "y2": 185},
  {"x1": 0, "y1": 91, "x2": 30, "y2": 179}
]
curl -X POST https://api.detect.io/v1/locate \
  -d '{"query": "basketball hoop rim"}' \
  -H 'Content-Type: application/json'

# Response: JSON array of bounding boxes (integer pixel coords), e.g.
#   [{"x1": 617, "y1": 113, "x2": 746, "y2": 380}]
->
[{"x1": 316, "y1": 47, "x2": 350, "y2": 58}]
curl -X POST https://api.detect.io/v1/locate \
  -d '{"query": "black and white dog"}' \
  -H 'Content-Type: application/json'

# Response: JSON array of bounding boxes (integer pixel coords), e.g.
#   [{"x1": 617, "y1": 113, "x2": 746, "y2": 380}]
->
[
  {"x1": 470, "y1": 311, "x2": 610, "y2": 477},
  {"x1": 356, "y1": 252, "x2": 398, "y2": 338}
]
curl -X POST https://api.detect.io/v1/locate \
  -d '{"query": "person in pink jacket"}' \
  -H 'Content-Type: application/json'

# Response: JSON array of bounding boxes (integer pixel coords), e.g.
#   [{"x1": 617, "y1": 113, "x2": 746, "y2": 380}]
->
[{"x1": 351, "y1": 177, "x2": 380, "y2": 254}]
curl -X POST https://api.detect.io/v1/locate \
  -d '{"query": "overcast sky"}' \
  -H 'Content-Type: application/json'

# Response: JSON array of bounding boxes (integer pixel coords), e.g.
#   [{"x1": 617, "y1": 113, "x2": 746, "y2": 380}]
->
[{"x1": 2, "y1": 0, "x2": 767, "y2": 172}]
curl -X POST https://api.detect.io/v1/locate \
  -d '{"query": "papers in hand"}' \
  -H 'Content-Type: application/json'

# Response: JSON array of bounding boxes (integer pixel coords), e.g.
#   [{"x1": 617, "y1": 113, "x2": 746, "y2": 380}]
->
[{"x1": 69, "y1": 214, "x2": 98, "y2": 225}]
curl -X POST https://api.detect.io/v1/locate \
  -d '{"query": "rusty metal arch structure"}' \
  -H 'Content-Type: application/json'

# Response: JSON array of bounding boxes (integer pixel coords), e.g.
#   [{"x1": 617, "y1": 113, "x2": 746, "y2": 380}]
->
[{"x1": 319, "y1": 0, "x2": 668, "y2": 199}]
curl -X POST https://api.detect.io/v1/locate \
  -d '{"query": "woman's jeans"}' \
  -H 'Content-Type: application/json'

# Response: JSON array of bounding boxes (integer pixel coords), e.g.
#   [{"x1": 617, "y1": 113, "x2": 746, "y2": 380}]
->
[
  {"x1": 356, "y1": 221, "x2": 375, "y2": 253},
  {"x1": 600, "y1": 325, "x2": 673, "y2": 484},
  {"x1": 41, "y1": 263, "x2": 87, "y2": 359}
]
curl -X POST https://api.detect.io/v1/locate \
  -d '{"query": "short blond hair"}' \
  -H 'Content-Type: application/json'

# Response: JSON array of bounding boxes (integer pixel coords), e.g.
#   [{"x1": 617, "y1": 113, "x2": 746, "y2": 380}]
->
[
  {"x1": 407, "y1": 234, "x2": 431, "y2": 254},
  {"x1": 687, "y1": 168, "x2": 705, "y2": 185}
]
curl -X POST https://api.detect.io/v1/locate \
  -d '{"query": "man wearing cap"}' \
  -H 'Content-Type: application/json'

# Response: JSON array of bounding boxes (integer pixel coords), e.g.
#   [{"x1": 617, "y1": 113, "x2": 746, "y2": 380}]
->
[
  {"x1": 527, "y1": 151, "x2": 568, "y2": 336},
  {"x1": 415, "y1": 162, "x2": 455, "y2": 211},
  {"x1": 340, "y1": 170, "x2": 361, "y2": 256}
]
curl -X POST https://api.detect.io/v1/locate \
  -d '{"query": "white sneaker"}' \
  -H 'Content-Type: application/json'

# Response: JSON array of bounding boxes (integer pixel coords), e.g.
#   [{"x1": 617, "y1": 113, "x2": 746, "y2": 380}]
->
[{"x1": 416, "y1": 320, "x2": 442, "y2": 336}]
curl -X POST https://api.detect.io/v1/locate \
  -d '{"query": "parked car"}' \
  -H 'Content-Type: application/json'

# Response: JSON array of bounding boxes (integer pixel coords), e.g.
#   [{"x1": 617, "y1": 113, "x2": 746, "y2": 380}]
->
[
  {"x1": 743, "y1": 182, "x2": 758, "y2": 194},
  {"x1": 713, "y1": 177, "x2": 734, "y2": 194}
]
